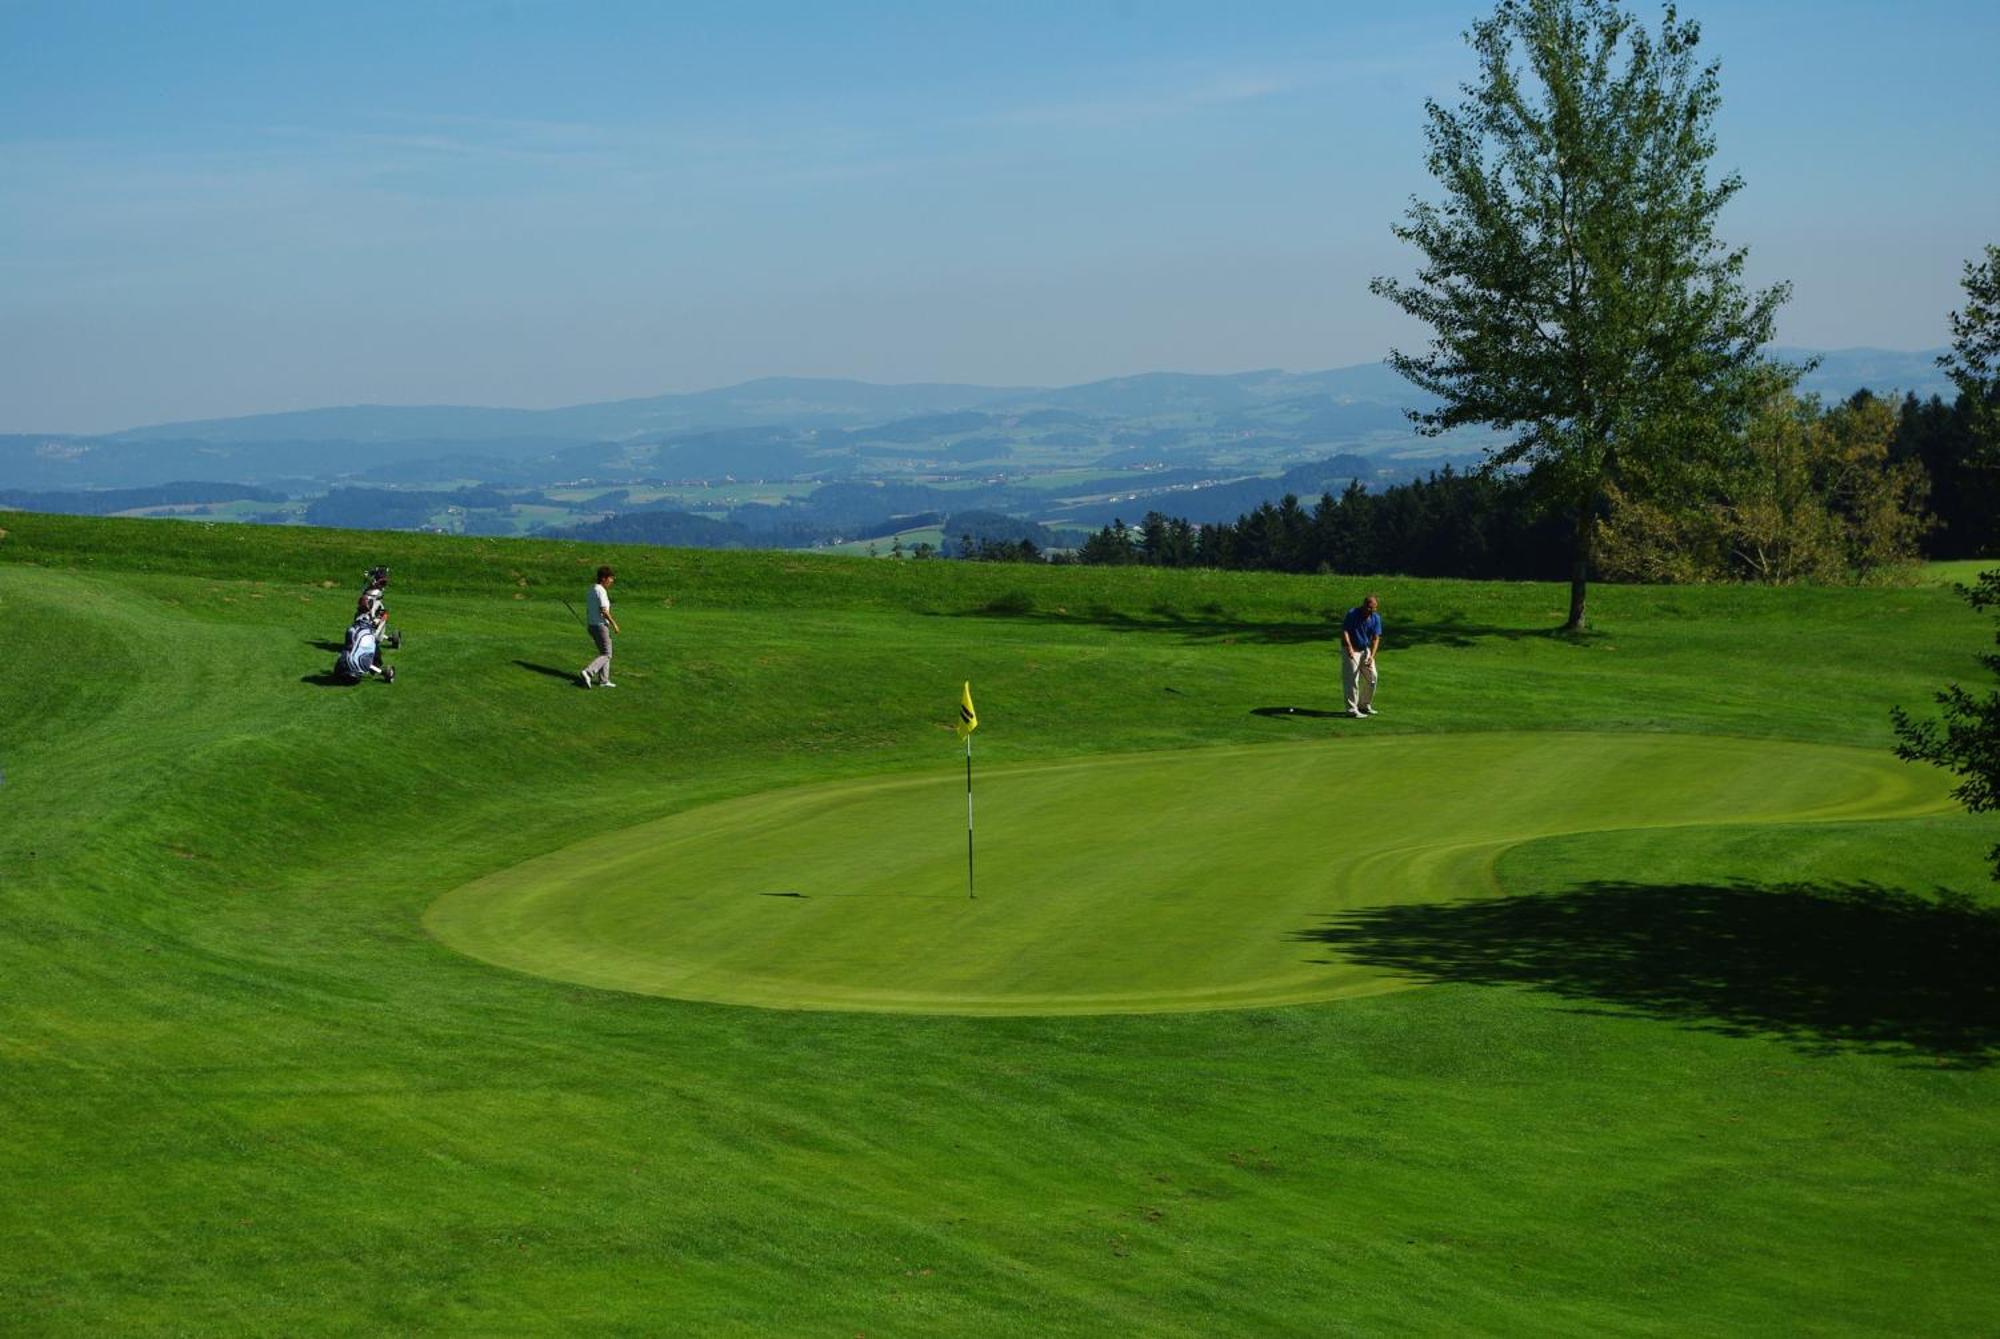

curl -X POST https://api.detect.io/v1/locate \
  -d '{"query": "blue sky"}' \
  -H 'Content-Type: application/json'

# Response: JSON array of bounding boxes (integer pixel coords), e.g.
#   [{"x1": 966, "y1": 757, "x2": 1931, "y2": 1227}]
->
[{"x1": 2, "y1": 1, "x2": 1996, "y2": 432}]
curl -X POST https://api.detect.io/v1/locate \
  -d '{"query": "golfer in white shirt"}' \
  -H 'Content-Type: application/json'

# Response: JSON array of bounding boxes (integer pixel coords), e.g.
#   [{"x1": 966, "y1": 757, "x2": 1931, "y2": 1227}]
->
[{"x1": 580, "y1": 565, "x2": 621, "y2": 688}]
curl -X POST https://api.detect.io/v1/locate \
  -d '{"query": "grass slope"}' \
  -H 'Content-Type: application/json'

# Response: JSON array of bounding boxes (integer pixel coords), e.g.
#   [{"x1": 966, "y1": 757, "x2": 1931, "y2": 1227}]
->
[{"x1": 2, "y1": 513, "x2": 1996, "y2": 1336}]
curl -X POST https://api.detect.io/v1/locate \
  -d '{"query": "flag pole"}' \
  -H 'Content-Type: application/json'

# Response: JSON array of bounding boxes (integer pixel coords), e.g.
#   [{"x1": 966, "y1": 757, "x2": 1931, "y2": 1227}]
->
[
  {"x1": 955, "y1": 680, "x2": 978, "y2": 901},
  {"x1": 964, "y1": 733, "x2": 975, "y2": 900}
]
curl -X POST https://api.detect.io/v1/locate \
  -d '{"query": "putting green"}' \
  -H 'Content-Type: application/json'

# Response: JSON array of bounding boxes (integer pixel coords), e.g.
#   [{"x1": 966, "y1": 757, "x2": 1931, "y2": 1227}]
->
[{"x1": 426, "y1": 732, "x2": 1952, "y2": 1015}]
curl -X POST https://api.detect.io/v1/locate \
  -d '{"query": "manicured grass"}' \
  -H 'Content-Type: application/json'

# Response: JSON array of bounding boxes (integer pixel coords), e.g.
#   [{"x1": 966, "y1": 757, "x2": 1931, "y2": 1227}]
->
[
  {"x1": 1919, "y1": 558, "x2": 1994, "y2": 586},
  {"x1": 429, "y1": 733, "x2": 1951, "y2": 1014},
  {"x1": 2, "y1": 511, "x2": 1996, "y2": 1336}
]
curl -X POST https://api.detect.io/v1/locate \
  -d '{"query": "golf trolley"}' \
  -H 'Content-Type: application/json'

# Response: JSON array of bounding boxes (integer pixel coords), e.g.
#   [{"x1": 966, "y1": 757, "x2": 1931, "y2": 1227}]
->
[{"x1": 331, "y1": 564, "x2": 400, "y2": 683}]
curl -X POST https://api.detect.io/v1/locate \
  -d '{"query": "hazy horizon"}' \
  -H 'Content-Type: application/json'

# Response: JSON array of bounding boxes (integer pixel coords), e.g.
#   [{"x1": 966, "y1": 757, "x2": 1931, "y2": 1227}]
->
[
  {"x1": 1, "y1": 345, "x2": 1947, "y2": 441},
  {"x1": 4, "y1": 1, "x2": 1996, "y2": 434}
]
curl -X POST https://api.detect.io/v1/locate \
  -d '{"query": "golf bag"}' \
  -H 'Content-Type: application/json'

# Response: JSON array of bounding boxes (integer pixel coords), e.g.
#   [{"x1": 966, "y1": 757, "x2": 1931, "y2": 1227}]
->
[
  {"x1": 357, "y1": 565, "x2": 401, "y2": 651},
  {"x1": 334, "y1": 611, "x2": 394, "y2": 683}
]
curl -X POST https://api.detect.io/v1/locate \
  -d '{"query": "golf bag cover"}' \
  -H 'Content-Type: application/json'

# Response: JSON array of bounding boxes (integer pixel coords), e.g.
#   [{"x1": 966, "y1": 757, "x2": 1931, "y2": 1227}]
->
[{"x1": 335, "y1": 612, "x2": 382, "y2": 681}]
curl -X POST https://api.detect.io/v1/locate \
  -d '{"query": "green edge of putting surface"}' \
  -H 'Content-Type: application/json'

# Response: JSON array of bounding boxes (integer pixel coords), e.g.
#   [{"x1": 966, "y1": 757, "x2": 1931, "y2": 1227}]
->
[{"x1": 425, "y1": 731, "x2": 1954, "y2": 1016}]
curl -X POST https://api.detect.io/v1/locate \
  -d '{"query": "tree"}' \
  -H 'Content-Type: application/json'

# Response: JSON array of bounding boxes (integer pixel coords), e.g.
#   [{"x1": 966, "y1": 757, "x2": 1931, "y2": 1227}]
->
[
  {"x1": 1598, "y1": 391, "x2": 1931, "y2": 584},
  {"x1": 1896, "y1": 246, "x2": 2000, "y2": 880},
  {"x1": 1894, "y1": 571, "x2": 2000, "y2": 881},
  {"x1": 1940, "y1": 244, "x2": 2000, "y2": 449},
  {"x1": 1371, "y1": 0, "x2": 1790, "y2": 629},
  {"x1": 1073, "y1": 472, "x2": 1571, "y2": 579},
  {"x1": 1079, "y1": 519, "x2": 1139, "y2": 565},
  {"x1": 1893, "y1": 391, "x2": 2000, "y2": 559},
  {"x1": 1718, "y1": 392, "x2": 1929, "y2": 583}
]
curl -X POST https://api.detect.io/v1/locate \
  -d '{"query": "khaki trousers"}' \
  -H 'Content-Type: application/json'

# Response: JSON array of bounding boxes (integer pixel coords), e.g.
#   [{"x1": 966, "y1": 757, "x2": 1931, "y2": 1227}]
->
[{"x1": 1343, "y1": 650, "x2": 1377, "y2": 713}]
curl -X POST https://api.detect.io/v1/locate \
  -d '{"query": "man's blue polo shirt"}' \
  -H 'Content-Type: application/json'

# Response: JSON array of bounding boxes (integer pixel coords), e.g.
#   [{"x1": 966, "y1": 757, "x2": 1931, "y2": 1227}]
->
[{"x1": 1343, "y1": 606, "x2": 1382, "y2": 652}]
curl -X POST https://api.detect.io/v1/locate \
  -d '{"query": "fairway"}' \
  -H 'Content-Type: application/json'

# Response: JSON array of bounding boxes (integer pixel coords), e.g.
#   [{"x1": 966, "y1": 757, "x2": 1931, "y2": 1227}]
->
[
  {"x1": 427, "y1": 732, "x2": 1953, "y2": 1014},
  {"x1": 8, "y1": 520, "x2": 1998, "y2": 1337}
]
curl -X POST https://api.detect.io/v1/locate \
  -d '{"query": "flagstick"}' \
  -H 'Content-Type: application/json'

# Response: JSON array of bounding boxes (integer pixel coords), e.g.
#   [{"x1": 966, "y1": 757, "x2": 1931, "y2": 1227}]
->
[{"x1": 965, "y1": 733, "x2": 975, "y2": 900}]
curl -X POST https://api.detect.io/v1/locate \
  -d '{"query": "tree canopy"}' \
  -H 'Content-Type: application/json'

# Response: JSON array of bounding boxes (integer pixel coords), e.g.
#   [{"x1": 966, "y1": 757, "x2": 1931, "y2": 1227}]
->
[
  {"x1": 1597, "y1": 390, "x2": 1931, "y2": 584},
  {"x1": 1941, "y1": 243, "x2": 2000, "y2": 449},
  {"x1": 1372, "y1": 0, "x2": 1789, "y2": 629},
  {"x1": 1894, "y1": 571, "x2": 2000, "y2": 882},
  {"x1": 1890, "y1": 243, "x2": 2000, "y2": 884}
]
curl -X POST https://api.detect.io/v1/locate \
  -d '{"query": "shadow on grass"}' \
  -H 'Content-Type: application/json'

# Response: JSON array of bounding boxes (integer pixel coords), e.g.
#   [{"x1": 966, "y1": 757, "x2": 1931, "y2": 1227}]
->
[
  {"x1": 299, "y1": 671, "x2": 352, "y2": 687},
  {"x1": 514, "y1": 660, "x2": 583, "y2": 684},
  {"x1": 1251, "y1": 706, "x2": 1352, "y2": 720},
  {"x1": 1295, "y1": 881, "x2": 2000, "y2": 1068},
  {"x1": 305, "y1": 639, "x2": 346, "y2": 653},
  {"x1": 943, "y1": 602, "x2": 1579, "y2": 650}
]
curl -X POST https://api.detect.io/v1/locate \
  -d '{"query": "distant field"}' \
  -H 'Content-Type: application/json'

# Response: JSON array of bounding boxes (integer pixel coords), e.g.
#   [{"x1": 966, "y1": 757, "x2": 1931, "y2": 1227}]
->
[
  {"x1": 106, "y1": 498, "x2": 304, "y2": 523},
  {"x1": 2, "y1": 512, "x2": 1995, "y2": 1336},
  {"x1": 816, "y1": 525, "x2": 947, "y2": 556}
]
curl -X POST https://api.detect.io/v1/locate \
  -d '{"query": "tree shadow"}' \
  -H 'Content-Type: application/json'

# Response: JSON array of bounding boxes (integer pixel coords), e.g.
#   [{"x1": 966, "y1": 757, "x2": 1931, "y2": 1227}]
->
[
  {"x1": 1251, "y1": 706, "x2": 1351, "y2": 719},
  {"x1": 939, "y1": 603, "x2": 1577, "y2": 650},
  {"x1": 514, "y1": 660, "x2": 583, "y2": 683},
  {"x1": 1295, "y1": 881, "x2": 2000, "y2": 1068}
]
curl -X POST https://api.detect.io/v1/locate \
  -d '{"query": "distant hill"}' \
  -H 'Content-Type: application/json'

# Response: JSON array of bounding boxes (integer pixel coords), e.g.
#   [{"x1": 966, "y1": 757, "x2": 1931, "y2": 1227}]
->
[
  {"x1": 86, "y1": 351, "x2": 1947, "y2": 449},
  {"x1": 545, "y1": 509, "x2": 758, "y2": 549},
  {"x1": 1, "y1": 351, "x2": 1957, "y2": 495},
  {"x1": 109, "y1": 377, "x2": 1038, "y2": 445},
  {"x1": 0, "y1": 435, "x2": 472, "y2": 491},
  {"x1": 1044, "y1": 454, "x2": 1382, "y2": 529},
  {"x1": 91, "y1": 366, "x2": 1428, "y2": 447},
  {"x1": 0, "y1": 481, "x2": 284, "y2": 515},
  {"x1": 991, "y1": 365, "x2": 1424, "y2": 417}
]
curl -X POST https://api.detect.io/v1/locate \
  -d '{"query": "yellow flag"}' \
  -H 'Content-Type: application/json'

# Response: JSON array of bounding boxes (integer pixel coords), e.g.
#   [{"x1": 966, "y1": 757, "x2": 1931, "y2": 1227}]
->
[{"x1": 956, "y1": 681, "x2": 978, "y2": 738}]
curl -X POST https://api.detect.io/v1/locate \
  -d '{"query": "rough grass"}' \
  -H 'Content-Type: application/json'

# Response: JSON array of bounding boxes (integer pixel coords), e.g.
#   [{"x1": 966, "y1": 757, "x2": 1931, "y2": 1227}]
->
[{"x1": 1, "y1": 512, "x2": 1996, "y2": 1336}]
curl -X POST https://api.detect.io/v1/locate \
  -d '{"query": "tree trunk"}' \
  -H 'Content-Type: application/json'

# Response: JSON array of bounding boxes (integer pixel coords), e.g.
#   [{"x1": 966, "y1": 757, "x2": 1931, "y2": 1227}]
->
[{"x1": 1566, "y1": 499, "x2": 1593, "y2": 632}]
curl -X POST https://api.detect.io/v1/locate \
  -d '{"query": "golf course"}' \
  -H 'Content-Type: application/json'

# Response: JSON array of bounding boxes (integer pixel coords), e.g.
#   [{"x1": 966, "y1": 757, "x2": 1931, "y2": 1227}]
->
[{"x1": 4, "y1": 512, "x2": 1997, "y2": 1335}]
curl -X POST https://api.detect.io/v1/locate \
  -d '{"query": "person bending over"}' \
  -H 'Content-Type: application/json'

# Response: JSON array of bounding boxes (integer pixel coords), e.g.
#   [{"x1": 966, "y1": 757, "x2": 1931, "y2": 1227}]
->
[{"x1": 1340, "y1": 593, "x2": 1382, "y2": 718}]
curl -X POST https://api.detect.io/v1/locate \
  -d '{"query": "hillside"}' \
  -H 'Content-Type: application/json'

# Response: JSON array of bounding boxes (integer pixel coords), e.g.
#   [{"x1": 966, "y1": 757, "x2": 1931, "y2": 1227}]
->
[
  {"x1": 2, "y1": 514, "x2": 1995, "y2": 1335},
  {"x1": 2, "y1": 352, "x2": 1958, "y2": 559},
  {"x1": 108, "y1": 377, "x2": 1039, "y2": 445}
]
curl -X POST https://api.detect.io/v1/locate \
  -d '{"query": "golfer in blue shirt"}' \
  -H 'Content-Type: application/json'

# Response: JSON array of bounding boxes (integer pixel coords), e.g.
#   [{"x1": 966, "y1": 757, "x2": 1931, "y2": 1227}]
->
[{"x1": 1340, "y1": 594, "x2": 1382, "y2": 717}]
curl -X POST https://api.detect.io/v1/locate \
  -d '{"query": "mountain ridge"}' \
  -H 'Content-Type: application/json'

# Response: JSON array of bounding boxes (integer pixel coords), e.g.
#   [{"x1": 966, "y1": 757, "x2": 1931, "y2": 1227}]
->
[{"x1": 91, "y1": 348, "x2": 1954, "y2": 445}]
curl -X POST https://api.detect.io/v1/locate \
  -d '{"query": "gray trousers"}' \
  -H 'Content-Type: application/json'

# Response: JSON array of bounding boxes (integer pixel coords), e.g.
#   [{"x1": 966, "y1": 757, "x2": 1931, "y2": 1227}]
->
[{"x1": 585, "y1": 624, "x2": 613, "y2": 681}]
